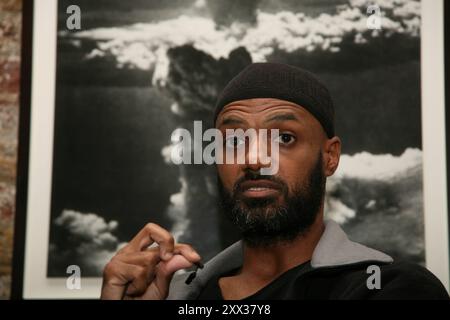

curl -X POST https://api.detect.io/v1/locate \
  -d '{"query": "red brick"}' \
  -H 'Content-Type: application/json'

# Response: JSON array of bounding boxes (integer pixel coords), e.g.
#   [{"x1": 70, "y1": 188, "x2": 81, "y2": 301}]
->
[{"x1": 0, "y1": 59, "x2": 20, "y2": 92}]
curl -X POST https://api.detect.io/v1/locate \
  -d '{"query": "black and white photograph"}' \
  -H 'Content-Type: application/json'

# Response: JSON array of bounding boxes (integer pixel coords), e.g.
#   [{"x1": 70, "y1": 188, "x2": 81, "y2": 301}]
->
[{"x1": 47, "y1": 0, "x2": 424, "y2": 277}]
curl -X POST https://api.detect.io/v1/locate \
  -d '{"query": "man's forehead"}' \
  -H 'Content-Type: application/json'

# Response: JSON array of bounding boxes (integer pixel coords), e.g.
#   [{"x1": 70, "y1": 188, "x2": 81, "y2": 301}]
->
[{"x1": 216, "y1": 98, "x2": 312, "y2": 124}]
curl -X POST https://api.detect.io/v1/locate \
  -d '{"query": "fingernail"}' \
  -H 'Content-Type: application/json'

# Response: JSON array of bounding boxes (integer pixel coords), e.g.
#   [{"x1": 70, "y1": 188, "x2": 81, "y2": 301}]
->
[{"x1": 192, "y1": 252, "x2": 201, "y2": 260}]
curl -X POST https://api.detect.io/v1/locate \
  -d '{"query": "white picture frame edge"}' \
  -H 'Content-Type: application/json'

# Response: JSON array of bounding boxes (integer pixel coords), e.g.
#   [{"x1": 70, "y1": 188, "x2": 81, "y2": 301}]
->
[
  {"x1": 421, "y1": 0, "x2": 449, "y2": 291},
  {"x1": 23, "y1": 0, "x2": 102, "y2": 299}
]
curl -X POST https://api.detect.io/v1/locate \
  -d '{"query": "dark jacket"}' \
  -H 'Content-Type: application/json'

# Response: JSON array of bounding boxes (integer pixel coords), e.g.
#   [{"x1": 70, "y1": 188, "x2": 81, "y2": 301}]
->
[{"x1": 167, "y1": 220, "x2": 449, "y2": 300}]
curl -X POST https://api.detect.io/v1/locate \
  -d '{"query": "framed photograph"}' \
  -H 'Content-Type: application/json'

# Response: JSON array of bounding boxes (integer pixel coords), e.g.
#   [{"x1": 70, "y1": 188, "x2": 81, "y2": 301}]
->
[{"x1": 12, "y1": 0, "x2": 449, "y2": 298}]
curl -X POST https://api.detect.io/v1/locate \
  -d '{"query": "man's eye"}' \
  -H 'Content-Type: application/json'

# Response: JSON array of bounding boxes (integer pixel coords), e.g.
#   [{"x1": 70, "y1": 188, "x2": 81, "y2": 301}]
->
[
  {"x1": 274, "y1": 133, "x2": 296, "y2": 145},
  {"x1": 225, "y1": 136, "x2": 245, "y2": 148}
]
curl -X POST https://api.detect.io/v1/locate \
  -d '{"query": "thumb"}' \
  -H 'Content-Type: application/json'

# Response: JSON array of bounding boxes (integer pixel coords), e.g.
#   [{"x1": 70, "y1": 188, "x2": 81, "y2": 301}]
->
[{"x1": 154, "y1": 254, "x2": 195, "y2": 296}]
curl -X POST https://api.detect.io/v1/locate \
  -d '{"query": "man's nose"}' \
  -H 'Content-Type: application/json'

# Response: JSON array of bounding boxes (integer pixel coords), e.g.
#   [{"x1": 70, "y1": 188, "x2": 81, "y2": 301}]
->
[{"x1": 243, "y1": 135, "x2": 272, "y2": 172}]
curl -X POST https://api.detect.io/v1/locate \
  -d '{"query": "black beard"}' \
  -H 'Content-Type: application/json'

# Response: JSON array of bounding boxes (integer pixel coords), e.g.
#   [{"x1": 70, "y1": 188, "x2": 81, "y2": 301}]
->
[{"x1": 218, "y1": 153, "x2": 325, "y2": 248}]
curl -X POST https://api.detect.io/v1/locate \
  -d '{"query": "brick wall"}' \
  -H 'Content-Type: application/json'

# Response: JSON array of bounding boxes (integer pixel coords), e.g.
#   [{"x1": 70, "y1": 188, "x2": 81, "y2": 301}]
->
[{"x1": 0, "y1": 0, "x2": 22, "y2": 300}]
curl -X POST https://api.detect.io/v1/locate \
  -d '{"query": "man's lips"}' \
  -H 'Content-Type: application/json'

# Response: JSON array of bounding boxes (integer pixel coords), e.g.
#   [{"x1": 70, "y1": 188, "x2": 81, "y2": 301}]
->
[{"x1": 238, "y1": 180, "x2": 282, "y2": 198}]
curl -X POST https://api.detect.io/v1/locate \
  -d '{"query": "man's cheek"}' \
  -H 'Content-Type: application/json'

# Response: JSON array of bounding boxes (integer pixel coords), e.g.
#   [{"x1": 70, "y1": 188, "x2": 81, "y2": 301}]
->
[
  {"x1": 219, "y1": 166, "x2": 239, "y2": 187},
  {"x1": 216, "y1": 165, "x2": 227, "y2": 185}
]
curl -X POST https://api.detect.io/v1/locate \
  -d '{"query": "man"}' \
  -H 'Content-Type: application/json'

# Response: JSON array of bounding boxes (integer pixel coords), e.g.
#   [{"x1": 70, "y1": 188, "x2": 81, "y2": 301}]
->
[{"x1": 101, "y1": 63, "x2": 449, "y2": 300}]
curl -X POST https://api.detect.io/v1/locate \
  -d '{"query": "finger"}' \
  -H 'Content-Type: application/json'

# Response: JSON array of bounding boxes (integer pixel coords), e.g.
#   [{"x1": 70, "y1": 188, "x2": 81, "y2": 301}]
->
[
  {"x1": 138, "y1": 243, "x2": 201, "y2": 263},
  {"x1": 115, "y1": 250, "x2": 161, "y2": 268},
  {"x1": 121, "y1": 246, "x2": 200, "y2": 300},
  {"x1": 101, "y1": 260, "x2": 146, "y2": 300},
  {"x1": 125, "y1": 265, "x2": 153, "y2": 297},
  {"x1": 161, "y1": 254, "x2": 199, "y2": 276},
  {"x1": 173, "y1": 243, "x2": 202, "y2": 262},
  {"x1": 150, "y1": 254, "x2": 196, "y2": 299},
  {"x1": 123, "y1": 223, "x2": 175, "y2": 260}
]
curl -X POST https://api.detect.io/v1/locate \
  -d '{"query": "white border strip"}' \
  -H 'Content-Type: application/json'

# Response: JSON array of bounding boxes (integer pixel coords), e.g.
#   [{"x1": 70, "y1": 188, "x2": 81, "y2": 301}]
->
[{"x1": 421, "y1": 0, "x2": 449, "y2": 291}]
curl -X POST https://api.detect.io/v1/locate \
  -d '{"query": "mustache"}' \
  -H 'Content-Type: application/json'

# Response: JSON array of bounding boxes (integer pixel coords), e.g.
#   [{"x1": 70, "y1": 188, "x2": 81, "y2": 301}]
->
[{"x1": 233, "y1": 170, "x2": 288, "y2": 194}]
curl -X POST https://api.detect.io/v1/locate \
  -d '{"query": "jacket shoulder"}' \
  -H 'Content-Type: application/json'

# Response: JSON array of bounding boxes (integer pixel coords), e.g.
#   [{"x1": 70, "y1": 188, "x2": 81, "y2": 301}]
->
[
  {"x1": 371, "y1": 261, "x2": 449, "y2": 299},
  {"x1": 326, "y1": 261, "x2": 449, "y2": 300}
]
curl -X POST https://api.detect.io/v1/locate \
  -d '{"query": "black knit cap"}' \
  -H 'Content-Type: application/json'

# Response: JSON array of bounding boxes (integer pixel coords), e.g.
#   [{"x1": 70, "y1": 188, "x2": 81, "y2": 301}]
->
[{"x1": 214, "y1": 62, "x2": 335, "y2": 138}]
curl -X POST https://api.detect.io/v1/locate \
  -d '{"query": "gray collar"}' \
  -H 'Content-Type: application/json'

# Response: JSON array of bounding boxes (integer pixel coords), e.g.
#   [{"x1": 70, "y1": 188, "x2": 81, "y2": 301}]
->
[{"x1": 167, "y1": 220, "x2": 393, "y2": 299}]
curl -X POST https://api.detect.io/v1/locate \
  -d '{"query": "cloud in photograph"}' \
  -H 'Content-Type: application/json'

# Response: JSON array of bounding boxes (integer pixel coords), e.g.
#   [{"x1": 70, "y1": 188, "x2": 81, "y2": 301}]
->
[
  {"x1": 49, "y1": 209, "x2": 125, "y2": 276},
  {"x1": 61, "y1": 0, "x2": 420, "y2": 82}
]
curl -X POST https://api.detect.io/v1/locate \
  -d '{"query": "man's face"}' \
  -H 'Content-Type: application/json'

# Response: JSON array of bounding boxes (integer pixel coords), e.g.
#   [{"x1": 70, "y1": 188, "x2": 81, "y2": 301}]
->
[{"x1": 215, "y1": 98, "x2": 338, "y2": 246}]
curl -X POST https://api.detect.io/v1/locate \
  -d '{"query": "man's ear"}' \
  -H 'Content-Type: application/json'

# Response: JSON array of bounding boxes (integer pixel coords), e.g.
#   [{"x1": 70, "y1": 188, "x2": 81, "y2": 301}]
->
[{"x1": 323, "y1": 136, "x2": 341, "y2": 177}]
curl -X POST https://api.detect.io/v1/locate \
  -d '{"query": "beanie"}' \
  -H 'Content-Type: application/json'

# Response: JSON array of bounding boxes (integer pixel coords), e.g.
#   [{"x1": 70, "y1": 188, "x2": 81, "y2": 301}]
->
[{"x1": 214, "y1": 63, "x2": 335, "y2": 138}]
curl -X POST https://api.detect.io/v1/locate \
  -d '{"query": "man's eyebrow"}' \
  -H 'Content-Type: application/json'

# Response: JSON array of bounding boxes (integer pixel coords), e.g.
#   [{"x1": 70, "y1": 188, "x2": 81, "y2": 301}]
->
[
  {"x1": 218, "y1": 117, "x2": 246, "y2": 126},
  {"x1": 264, "y1": 113, "x2": 299, "y2": 124}
]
